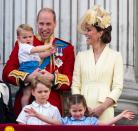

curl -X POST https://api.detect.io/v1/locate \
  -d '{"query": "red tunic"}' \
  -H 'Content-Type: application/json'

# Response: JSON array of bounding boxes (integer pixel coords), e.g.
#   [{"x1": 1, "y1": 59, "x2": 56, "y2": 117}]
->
[{"x1": 2, "y1": 36, "x2": 75, "y2": 116}]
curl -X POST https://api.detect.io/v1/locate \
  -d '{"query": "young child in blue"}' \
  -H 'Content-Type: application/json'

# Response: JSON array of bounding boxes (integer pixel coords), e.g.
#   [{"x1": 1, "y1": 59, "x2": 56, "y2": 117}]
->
[
  {"x1": 17, "y1": 24, "x2": 55, "y2": 74},
  {"x1": 16, "y1": 24, "x2": 56, "y2": 108},
  {"x1": 24, "y1": 94, "x2": 135, "y2": 125}
]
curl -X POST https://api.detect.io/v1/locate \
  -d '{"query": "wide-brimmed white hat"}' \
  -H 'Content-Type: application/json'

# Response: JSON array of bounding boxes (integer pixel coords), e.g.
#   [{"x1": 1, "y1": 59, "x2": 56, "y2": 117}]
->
[{"x1": 77, "y1": 5, "x2": 111, "y2": 34}]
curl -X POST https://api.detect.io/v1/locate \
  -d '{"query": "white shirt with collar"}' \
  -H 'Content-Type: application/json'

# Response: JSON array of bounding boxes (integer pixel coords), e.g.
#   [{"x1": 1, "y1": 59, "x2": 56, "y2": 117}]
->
[
  {"x1": 18, "y1": 43, "x2": 41, "y2": 64},
  {"x1": 16, "y1": 101, "x2": 61, "y2": 125}
]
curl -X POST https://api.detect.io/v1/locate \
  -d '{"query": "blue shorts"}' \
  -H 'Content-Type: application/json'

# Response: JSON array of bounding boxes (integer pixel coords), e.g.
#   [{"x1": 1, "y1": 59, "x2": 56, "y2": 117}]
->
[{"x1": 19, "y1": 61, "x2": 39, "y2": 74}]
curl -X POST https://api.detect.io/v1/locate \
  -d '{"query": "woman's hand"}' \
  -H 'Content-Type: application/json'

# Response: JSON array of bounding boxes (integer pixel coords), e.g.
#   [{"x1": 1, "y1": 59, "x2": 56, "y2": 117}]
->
[
  {"x1": 89, "y1": 98, "x2": 114, "y2": 118},
  {"x1": 88, "y1": 104, "x2": 106, "y2": 117}
]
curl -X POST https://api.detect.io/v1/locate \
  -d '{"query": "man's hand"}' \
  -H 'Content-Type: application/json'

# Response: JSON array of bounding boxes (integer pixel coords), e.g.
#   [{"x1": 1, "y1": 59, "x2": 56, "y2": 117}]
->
[
  {"x1": 25, "y1": 68, "x2": 41, "y2": 82},
  {"x1": 39, "y1": 69, "x2": 54, "y2": 81}
]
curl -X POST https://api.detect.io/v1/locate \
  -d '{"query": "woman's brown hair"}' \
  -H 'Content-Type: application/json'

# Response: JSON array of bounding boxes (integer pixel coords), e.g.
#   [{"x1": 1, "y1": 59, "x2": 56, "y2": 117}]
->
[{"x1": 94, "y1": 24, "x2": 112, "y2": 44}]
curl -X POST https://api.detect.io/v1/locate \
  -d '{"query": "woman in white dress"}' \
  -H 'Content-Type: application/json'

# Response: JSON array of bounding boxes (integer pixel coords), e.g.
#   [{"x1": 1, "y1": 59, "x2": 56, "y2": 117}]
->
[{"x1": 71, "y1": 5, "x2": 124, "y2": 122}]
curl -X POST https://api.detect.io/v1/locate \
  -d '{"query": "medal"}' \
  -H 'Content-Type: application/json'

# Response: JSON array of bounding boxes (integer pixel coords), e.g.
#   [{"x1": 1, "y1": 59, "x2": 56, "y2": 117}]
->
[
  {"x1": 55, "y1": 47, "x2": 63, "y2": 57},
  {"x1": 55, "y1": 48, "x2": 59, "y2": 56},
  {"x1": 59, "y1": 48, "x2": 63, "y2": 56},
  {"x1": 55, "y1": 58, "x2": 63, "y2": 68}
]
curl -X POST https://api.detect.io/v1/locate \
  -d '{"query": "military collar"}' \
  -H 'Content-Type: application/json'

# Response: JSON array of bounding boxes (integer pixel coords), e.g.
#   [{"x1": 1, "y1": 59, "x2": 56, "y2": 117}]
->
[{"x1": 35, "y1": 33, "x2": 54, "y2": 44}]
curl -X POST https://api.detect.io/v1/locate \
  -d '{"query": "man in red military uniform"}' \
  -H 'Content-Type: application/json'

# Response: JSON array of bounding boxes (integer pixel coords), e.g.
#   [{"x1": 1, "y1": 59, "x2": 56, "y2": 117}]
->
[{"x1": 2, "y1": 8, "x2": 75, "y2": 116}]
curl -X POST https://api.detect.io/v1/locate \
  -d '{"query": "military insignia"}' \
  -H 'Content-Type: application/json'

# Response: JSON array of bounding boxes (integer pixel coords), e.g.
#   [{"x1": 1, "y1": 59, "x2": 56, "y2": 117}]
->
[
  {"x1": 54, "y1": 73, "x2": 70, "y2": 86},
  {"x1": 55, "y1": 48, "x2": 63, "y2": 57},
  {"x1": 55, "y1": 58, "x2": 63, "y2": 68},
  {"x1": 59, "y1": 48, "x2": 63, "y2": 56},
  {"x1": 9, "y1": 70, "x2": 29, "y2": 85}
]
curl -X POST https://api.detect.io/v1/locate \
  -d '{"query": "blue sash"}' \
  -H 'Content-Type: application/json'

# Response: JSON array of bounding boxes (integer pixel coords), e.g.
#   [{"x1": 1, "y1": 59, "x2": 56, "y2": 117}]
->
[
  {"x1": 38, "y1": 38, "x2": 69, "y2": 70},
  {"x1": 39, "y1": 56, "x2": 50, "y2": 69}
]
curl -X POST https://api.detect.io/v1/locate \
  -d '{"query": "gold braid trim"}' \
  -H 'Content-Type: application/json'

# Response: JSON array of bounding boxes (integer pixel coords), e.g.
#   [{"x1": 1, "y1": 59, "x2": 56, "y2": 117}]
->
[
  {"x1": 55, "y1": 73, "x2": 70, "y2": 86},
  {"x1": 9, "y1": 70, "x2": 29, "y2": 85},
  {"x1": 35, "y1": 33, "x2": 54, "y2": 44}
]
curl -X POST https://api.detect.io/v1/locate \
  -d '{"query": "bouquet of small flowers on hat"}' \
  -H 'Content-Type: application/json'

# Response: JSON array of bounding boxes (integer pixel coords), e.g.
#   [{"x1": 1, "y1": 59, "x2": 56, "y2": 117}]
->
[{"x1": 78, "y1": 5, "x2": 111, "y2": 34}]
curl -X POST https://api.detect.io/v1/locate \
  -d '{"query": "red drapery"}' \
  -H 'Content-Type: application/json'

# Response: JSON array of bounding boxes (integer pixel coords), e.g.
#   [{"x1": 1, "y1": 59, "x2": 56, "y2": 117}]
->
[{"x1": 0, "y1": 124, "x2": 138, "y2": 131}]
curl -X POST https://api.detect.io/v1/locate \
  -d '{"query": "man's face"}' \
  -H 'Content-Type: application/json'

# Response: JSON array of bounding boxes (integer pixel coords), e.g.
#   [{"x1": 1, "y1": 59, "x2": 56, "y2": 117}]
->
[{"x1": 37, "y1": 11, "x2": 56, "y2": 41}]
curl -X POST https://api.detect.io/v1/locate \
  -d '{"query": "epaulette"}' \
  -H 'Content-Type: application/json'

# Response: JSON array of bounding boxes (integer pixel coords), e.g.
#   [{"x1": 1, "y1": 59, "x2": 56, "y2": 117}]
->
[{"x1": 54, "y1": 38, "x2": 71, "y2": 49}]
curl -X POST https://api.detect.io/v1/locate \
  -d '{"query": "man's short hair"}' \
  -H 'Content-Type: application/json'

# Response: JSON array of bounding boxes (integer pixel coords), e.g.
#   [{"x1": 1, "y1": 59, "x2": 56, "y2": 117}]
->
[{"x1": 37, "y1": 8, "x2": 56, "y2": 22}]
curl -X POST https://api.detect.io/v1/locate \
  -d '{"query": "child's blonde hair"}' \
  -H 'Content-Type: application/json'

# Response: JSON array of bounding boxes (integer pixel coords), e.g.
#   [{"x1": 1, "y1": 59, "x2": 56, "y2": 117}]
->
[
  {"x1": 16, "y1": 24, "x2": 33, "y2": 36},
  {"x1": 31, "y1": 75, "x2": 53, "y2": 90}
]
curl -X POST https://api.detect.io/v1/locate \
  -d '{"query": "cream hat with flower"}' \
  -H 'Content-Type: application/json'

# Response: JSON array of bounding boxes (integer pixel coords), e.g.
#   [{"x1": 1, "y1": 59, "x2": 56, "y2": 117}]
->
[{"x1": 77, "y1": 5, "x2": 111, "y2": 34}]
